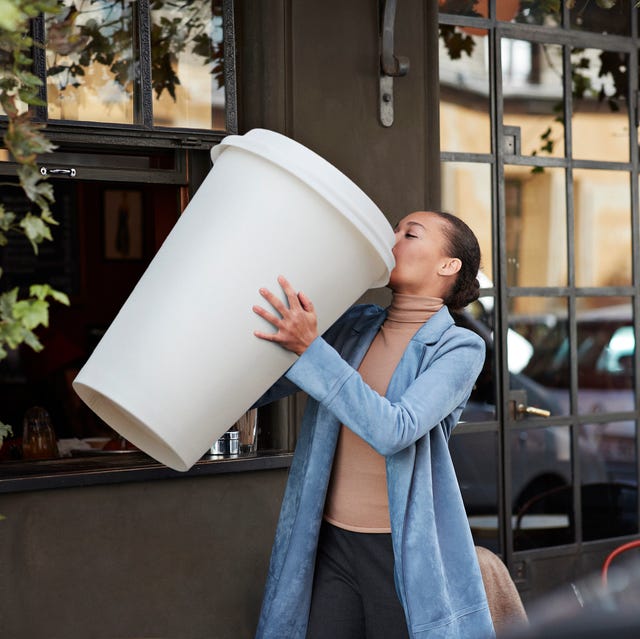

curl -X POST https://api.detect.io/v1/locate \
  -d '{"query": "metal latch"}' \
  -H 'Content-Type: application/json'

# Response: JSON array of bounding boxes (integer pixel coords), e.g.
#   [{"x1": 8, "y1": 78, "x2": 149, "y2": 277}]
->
[
  {"x1": 40, "y1": 167, "x2": 77, "y2": 177},
  {"x1": 379, "y1": 0, "x2": 409, "y2": 127}
]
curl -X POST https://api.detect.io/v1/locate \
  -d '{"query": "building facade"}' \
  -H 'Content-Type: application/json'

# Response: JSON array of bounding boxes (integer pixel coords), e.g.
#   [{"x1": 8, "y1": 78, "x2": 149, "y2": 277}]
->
[{"x1": 0, "y1": 1, "x2": 638, "y2": 636}]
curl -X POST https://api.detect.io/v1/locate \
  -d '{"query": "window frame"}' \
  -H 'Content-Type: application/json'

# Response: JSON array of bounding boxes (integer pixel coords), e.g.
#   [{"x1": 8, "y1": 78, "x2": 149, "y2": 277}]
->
[{"x1": 25, "y1": 0, "x2": 237, "y2": 151}]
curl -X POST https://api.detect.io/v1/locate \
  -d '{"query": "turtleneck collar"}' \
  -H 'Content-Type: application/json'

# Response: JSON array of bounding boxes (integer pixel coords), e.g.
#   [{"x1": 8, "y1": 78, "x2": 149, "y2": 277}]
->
[{"x1": 385, "y1": 292, "x2": 444, "y2": 326}]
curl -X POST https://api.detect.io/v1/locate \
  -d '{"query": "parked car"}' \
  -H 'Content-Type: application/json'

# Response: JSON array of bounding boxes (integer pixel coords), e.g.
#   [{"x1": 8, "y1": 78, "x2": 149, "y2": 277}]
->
[{"x1": 448, "y1": 302, "x2": 637, "y2": 549}]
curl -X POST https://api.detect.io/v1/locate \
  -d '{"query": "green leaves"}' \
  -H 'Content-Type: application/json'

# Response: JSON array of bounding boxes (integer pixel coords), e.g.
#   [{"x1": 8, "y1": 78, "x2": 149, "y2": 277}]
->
[
  {"x1": 0, "y1": 421, "x2": 11, "y2": 447},
  {"x1": 0, "y1": 284, "x2": 69, "y2": 362},
  {"x1": 6, "y1": 114, "x2": 57, "y2": 164},
  {"x1": 0, "y1": 1, "x2": 70, "y2": 434},
  {"x1": 19, "y1": 213, "x2": 54, "y2": 251},
  {"x1": 0, "y1": 0, "x2": 22, "y2": 31}
]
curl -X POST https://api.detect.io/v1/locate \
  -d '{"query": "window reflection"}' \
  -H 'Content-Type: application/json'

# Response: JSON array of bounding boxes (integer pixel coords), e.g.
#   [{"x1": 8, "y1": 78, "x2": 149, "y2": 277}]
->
[
  {"x1": 502, "y1": 40, "x2": 564, "y2": 159},
  {"x1": 581, "y1": 481, "x2": 638, "y2": 541},
  {"x1": 453, "y1": 299, "x2": 497, "y2": 422},
  {"x1": 45, "y1": 0, "x2": 226, "y2": 130},
  {"x1": 511, "y1": 425, "x2": 574, "y2": 551},
  {"x1": 580, "y1": 420, "x2": 638, "y2": 541},
  {"x1": 438, "y1": 0, "x2": 559, "y2": 27},
  {"x1": 509, "y1": 297, "x2": 569, "y2": 417},
  {"x1": 504, "y1": 166, "x2": 567, "y2": 287},
  {"x1": 571, "y1": 49, "x2": 629, "y2": 163},
  {"x1": 439, "y1": 30, "x2": 490, "y2": 154},
  {"x1": 512, "y1": 0, "x2": 561, "y2": 28},
  {"x1": 440, "y1": 162, "x2": 493, "y2": 281},
  {"x1": 575, "y1": 298, "x2": 635, "y2": 415},
  {"x1": 46, "y1": 0, "x2": 135, "y2": 124},
  {"x1": 569, "y1": 2, "x2": 630, "y2": 36},
  {"x1": 573, "y1": 170, "x2": 631, "y2": 288},
  {"x1": 450, "y1": 430, "x2": 501, "y2": 553},
  {"x1": 150, "y1": 0, "x2": 226, "y2": 129}
]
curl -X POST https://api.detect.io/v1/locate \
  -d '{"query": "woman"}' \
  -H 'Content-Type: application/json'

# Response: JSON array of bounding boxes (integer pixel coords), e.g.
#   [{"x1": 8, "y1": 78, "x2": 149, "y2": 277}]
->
[{"x1": 252, "y1": 210, "x2": 495, "y2": 639}]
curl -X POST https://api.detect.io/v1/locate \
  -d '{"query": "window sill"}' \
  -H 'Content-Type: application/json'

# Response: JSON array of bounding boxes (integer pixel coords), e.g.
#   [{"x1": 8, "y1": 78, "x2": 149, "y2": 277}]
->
[{"x1": 0, "y1": 450, "x2": 293, "y2": 494}]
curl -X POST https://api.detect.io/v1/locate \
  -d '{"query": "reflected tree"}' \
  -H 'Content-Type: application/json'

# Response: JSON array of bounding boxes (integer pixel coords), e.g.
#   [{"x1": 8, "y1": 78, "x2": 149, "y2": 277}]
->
[
  {"x1": 439, "y1": 0, "x2": 630, "y2": 161},
  {"x1": 46, "y1": 0, "x2": 224, "y2": 104}
]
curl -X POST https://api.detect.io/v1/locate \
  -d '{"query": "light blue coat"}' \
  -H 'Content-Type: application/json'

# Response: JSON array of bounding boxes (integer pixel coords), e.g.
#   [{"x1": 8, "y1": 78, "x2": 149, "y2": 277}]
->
[{"x1": 255, "y1": 304, "x2": 495, "y2": 639}]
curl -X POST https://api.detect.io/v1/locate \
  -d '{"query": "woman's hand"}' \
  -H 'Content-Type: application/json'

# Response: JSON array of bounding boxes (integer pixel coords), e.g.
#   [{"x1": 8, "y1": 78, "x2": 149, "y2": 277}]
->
[{"x1": 253, "y1": 275, "x2": 319, "y2": 355}]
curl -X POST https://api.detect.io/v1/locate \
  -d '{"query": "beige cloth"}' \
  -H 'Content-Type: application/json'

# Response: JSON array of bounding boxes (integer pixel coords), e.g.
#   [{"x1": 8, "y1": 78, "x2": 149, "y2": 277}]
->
[
  {"x1": 476, "y1": 546, "x2": 528, "y2": 635},
  {"x1": 324, "y1": 294, "x2": 443, "y2": 532}
]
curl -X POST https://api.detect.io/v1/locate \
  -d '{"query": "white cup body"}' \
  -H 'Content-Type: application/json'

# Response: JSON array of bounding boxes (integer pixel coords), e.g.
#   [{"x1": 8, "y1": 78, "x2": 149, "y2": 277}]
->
[{"x1": 73, "y1": 129, "x2": 395, "y2": 471}]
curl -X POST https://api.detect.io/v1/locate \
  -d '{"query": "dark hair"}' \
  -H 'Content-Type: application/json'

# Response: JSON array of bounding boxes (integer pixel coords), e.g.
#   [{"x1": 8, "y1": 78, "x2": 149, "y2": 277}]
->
[{"x1": 432, "y1": 210, "x2": 481, "y2": 310}]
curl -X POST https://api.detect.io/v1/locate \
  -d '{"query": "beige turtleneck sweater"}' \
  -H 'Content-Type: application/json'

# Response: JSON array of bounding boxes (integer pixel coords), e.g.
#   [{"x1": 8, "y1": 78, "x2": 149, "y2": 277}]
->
[{"x1": 323, "y1": 293, "x2": 444, "y2": 533}]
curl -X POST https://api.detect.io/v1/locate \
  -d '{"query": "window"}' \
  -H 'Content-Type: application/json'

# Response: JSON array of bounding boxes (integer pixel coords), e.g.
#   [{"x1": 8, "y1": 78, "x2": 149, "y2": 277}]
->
[{"x1": 15, "y1": 0, "x2": 236, "y2": 139}]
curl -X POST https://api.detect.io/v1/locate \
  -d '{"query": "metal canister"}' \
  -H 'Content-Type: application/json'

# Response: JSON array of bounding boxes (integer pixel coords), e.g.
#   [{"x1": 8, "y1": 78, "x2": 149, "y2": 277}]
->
[{"x1": 209, "y1": 429, "x2": 239, "y2": 456}]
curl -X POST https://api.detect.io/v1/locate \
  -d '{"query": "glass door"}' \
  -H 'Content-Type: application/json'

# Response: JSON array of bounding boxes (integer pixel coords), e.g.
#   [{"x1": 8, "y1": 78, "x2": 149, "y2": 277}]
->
[{"x1": 438, "y1": 0, "x2": 639, "y2": 600}]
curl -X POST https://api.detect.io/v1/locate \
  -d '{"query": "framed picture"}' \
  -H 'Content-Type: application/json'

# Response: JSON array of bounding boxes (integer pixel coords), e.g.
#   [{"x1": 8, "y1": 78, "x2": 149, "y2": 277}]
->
[{"x1": 103, "y1": 189, "x2": 144, "y2": 260}]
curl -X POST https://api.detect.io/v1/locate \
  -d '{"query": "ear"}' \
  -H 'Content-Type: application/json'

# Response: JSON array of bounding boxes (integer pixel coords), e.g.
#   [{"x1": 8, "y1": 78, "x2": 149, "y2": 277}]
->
[{"x1": 439, "y1": 258, "x2": 462, "y2": 277}]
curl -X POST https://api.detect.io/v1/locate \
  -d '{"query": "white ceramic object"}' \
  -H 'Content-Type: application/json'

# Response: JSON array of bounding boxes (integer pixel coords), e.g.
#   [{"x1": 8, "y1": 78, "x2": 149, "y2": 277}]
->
[{"x1": 73, "y1": 128, "x2": 395, "y2": 471}]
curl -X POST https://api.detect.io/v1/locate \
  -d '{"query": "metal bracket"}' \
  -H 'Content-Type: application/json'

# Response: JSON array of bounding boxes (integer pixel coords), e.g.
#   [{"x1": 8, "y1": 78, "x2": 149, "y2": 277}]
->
[
  {"x1": 503, "y1": 126, "x2": 521, "y2": 155},
  {"x1": 379, "y1": 0, "x2": 409, "y2": 127},
  {"x1": 40, "y1": 167, "x2": 77, "y2": 177}
]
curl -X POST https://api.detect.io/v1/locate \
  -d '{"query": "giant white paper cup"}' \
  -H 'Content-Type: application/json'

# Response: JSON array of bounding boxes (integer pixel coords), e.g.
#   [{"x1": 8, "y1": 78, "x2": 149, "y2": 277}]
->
[{"x1": 73, "y1": 129, "x2": 395, "y2": 471}]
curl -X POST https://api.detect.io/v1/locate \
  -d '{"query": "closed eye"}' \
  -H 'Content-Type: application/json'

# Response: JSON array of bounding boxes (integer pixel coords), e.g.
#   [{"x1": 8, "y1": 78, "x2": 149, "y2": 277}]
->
[{"x1": 405, "y1": 233, "x2": 418, "y2": 239}]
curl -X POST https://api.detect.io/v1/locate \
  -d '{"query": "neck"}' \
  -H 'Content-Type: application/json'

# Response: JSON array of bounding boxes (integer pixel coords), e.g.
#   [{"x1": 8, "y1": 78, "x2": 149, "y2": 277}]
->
[{"x1": 386, "y1": 292, "x2": 444, "y2": 325}]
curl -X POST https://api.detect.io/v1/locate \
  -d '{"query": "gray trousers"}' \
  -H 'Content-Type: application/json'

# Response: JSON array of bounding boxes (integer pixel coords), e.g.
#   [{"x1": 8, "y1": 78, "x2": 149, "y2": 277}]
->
[{"x1": 306, "y1": 521, "x2": 410, "y2": 639}]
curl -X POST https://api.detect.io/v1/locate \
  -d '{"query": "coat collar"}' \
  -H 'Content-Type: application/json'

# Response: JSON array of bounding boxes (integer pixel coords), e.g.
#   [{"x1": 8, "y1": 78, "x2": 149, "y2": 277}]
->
[{"x1": 351, "y1": 304, "x2": 455, "y2": 346}]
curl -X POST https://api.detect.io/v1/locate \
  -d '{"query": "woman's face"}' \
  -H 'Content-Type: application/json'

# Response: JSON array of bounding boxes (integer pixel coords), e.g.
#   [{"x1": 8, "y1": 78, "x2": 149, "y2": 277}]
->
[{"x1": 388, "y1": 211, "x2": 461, "y2": 297}]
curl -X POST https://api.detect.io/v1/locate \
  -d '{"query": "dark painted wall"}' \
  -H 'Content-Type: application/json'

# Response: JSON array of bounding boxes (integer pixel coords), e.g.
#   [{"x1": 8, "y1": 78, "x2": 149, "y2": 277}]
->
[
  {"x1": 0, "y1": 470, "x2": 287, "y2": 639},
  {"x1": 237, "y1": 0, "x2": 441, "y2": 224}
]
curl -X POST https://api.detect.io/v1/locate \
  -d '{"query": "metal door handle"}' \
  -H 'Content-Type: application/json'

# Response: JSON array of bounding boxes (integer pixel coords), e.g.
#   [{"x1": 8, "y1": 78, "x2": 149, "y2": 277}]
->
[{"x1": 517, "y1": 404, "x2": 551, "y2": 418}]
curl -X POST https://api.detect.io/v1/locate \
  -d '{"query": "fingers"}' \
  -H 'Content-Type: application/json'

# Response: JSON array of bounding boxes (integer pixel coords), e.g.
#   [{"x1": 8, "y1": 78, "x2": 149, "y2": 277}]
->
[
  {"x1": 252, "y1": 302, "x2": 282, "y2": 328},
  {"x1": 298, "y1": 290, "x2": 314, "y2": 312},
  {"x1": 256, "y1": 275, "x2": 305, "y2": 318},
  {"x1": 252, "y1": 276, "x2": 318, "y2": 355},
  {"x1": 257, "y1": 285, "x2": 288, "y2": 317},
  {"x1": 277, "y1": 275, "x2": 301, "y2": 310}
]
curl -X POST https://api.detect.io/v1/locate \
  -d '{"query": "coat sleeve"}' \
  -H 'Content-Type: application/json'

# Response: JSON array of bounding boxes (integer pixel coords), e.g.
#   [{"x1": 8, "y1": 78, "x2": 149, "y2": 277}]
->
[
  {"x1": 252, "y1": 304, "x2": 380, "y2": 408},
  {"x1": 284, "y1": 328, "x2": 486, "y2": 456}
]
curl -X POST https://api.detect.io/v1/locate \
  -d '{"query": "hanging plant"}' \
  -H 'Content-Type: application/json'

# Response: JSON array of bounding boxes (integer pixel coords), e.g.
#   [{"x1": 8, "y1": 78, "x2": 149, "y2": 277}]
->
[{"x1": 0, "y1": 0, "x2": 70, "y2": 442}]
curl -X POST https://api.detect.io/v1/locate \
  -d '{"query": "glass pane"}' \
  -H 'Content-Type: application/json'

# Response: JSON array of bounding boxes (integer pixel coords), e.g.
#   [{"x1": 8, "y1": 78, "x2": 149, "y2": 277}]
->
[
  {"x1": 571, "y1": 49, "x2": 629, "y2": 163},
  {"x1": 575, "y1": 297, "x2": 634, "y2": 416},
  {"x1": 438, "y1": 0, "x2": 488, "y2": 18},
  {"x1": 511, "y1": 425, "x2": 574, "y2": 550},
  {"x1": 510, "y1": 297, "x2": 570, "y2": 418},
  {"x1": 502, "y1": 40, "x2": 564, "y2": 159},
  {"x1": 440, "y1": 162, "x2": 493, "y2": 282},
  {"x1": 569, "y1": 2, "x2": 630, "y2": 36},
  {"x1": 439, "y1": 29, "x2": 490, "y2": 154},
  {"x1": 439, "y1": 0, "x2": 559, "y2": 26},
  {"x1": 456, "y1": 302, "x2": 496, "y2": 422},
  {"x1": 511, "y1": 0, "x2": 561, "y2": 28},
  {"x1": 450, "y1": 430, "x2": 501, "y2": 553},
  {"x1": 574, "y1": 169, "x2": 631, "y2": 287},
  {"x1": 151, "y1": 0, "x2": 226, "y2": 130},
  {"x1": 504, "y1": 165, "x2": 567, "y2": 287},
  {"x1": 580, "y1": 421, "x2": 637, "y2": 541},
  {"x1": 46, "y1": 0, "x2": 135, "y2": 124}
]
